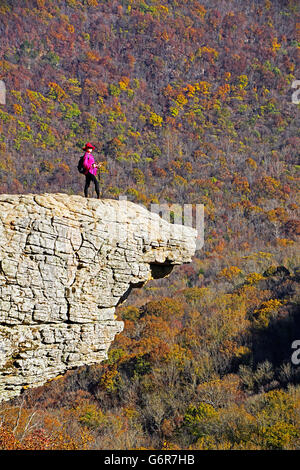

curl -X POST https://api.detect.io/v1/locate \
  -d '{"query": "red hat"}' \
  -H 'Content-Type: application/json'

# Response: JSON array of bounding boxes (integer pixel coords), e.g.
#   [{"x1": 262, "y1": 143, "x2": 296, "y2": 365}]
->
[{"x1": 83, "y1": 142, "x2": 95, "y2": 151}]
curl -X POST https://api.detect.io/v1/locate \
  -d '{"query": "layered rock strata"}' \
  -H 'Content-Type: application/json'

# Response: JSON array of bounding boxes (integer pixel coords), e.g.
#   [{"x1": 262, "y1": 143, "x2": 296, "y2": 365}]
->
[{"x1": 0, "y1": 193, "x2": 197, "y2": 401}]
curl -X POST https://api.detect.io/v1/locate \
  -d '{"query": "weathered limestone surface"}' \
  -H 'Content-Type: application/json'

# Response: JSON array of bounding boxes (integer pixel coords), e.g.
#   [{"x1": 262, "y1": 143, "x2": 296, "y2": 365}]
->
[{"x1": 0, "y1": 193, "x2": 197, "y2": 401}]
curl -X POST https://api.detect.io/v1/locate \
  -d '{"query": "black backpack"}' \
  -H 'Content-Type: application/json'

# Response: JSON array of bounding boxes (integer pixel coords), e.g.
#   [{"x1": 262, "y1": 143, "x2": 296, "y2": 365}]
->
[{"x1": 77, "y1": 155, "x2": 85, "y2": 174}]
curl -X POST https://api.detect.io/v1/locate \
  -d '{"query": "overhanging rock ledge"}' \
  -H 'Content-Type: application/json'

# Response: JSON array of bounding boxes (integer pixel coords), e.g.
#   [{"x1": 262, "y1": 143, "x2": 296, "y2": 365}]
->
[{"x1": 0, "y1": 193, "x2": 197, "y2": 401}]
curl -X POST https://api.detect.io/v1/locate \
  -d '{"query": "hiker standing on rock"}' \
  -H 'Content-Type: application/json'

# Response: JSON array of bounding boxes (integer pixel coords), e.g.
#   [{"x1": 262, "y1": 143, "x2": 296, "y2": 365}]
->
[{"x1": 81, "y1": 142, "x2": 102, "y2": 199}]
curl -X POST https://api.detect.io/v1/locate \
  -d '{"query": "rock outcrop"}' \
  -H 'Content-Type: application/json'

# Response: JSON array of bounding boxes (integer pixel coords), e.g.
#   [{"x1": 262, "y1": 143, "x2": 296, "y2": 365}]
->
[{"x1": 0, "y1": 193, "x2": 197, "y2": 401}]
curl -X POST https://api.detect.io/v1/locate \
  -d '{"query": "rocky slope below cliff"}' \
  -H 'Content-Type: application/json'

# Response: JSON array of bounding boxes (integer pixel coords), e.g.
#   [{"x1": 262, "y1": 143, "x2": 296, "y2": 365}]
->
[{"x1": 0, "y1": 193, "x2": 197, "y2": 401}]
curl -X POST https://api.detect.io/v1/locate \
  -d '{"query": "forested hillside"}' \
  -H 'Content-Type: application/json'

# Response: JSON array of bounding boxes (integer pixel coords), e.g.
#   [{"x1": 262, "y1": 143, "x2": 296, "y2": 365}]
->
[{"x1": 0, "y1": 0, "x2": 299, "y2": 450}]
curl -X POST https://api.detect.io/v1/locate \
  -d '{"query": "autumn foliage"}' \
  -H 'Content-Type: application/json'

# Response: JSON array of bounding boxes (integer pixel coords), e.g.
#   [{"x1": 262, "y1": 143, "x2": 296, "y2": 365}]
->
[{"x1": 0, "y1": 0, "x2": 299, "y2": 451}]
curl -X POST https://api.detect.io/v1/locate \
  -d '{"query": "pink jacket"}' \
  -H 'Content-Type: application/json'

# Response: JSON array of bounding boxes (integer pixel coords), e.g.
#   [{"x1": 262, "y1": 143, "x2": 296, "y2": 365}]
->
[{"x1": 83, "y1": 152, "x2": 97, "y2": 176}]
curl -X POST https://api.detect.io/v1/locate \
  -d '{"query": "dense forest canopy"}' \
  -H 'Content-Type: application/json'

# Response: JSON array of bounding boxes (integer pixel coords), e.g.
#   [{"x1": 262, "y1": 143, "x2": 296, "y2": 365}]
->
[{"x1": 0, "y1": 0, "x2": 299, "y2": 450}]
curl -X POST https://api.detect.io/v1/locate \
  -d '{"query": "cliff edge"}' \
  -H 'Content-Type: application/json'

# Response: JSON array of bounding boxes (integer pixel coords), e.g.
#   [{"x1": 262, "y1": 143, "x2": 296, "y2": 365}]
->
[{"x1": 0, "y1": 193, "x2": 197, "y2": 401}]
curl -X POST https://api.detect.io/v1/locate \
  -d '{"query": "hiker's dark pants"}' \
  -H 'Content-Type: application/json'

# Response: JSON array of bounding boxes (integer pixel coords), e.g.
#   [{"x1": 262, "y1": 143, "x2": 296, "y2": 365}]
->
[{"x1": 84, "y1": 173, "x2": 100, "y2": 198}]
